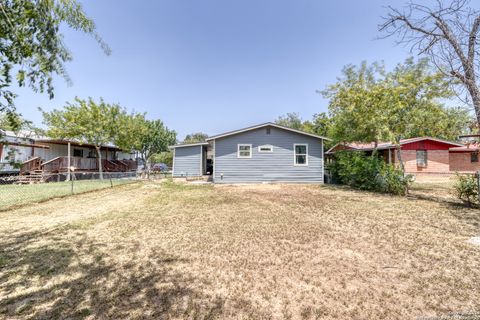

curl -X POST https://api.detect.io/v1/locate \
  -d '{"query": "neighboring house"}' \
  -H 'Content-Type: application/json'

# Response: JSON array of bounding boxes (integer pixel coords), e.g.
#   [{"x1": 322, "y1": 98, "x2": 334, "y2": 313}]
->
[
  {"x1": 169, "y1": 122, "x2": 330, "y2": 184},
  {"x1": 449, "y1": 142, "x2": 480, "y2": 173},
  {"x1": 0, "y1": 130, "x2": 49, "y2": 173},
  {"x1": 326, "y1": 137, "x2": 474, "y2": 174},
  {"x1": 0, "y1": 131, "x2": 136, "y2": 175}
]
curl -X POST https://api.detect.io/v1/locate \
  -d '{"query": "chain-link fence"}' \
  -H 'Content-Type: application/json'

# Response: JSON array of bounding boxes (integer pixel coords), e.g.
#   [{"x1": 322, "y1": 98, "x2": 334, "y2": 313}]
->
[
  {"x1": 0, "y1": 172, "x2": 147, "y2": 211},
  {"x1": 409, "y1": 172, "x2": 480, "y2": 205}
]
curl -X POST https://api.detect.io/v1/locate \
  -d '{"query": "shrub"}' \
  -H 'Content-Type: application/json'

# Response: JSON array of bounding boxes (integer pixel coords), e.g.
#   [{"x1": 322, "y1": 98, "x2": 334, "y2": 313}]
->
[
  {"x1": 453, "y1": 173, "x2": 479, "y2": 206},
  {"x1": 327, "y1": 151, "x2": 411, "y2": 195}
]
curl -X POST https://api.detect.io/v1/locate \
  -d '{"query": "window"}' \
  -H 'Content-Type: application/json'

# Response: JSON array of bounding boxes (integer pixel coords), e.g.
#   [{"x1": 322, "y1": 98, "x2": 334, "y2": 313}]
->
[
  {"x1": 471, "y1": 152, "x2": 479, "y2": 163},
  {"x1": 73, "y1": 149, "x2": 84, "y2": 157},
  {"x1": 416, "y1": 150, "x2": 427, "y2": 167},
  {"x1": 237, "y1": 144, "x2": 252, "y2": 158},
  {"x1": 258, "y1": 145, "x2": 273, "y2": 153},
  {"x1": 294, "y1": 144, "x2": 308, "y2": 166},
  {"x1": 266, "y1": 128, "x2": 271, "y2": 135}
]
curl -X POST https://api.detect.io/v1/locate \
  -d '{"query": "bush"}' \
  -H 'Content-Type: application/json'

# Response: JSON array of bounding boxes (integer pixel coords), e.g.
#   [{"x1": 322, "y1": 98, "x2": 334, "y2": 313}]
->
[
  {"x1": 327, "y1": 151, "x2": 412, "y2": 195},
  {"x1": 453, "y1": 173, "x2": 479, "y2": 206}
]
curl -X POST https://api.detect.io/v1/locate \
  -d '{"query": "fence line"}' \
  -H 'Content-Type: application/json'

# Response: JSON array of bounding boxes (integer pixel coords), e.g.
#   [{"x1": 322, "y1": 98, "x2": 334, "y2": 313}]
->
[{"x1": 0, "y1": 172, "x2": 170, "y2": 211}]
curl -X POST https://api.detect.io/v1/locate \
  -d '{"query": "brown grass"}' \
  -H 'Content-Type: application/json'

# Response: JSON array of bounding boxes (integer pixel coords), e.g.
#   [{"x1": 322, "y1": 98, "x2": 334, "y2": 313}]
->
[{"x1": 0, "y1": 181, "x2": 479, "y2": 319}]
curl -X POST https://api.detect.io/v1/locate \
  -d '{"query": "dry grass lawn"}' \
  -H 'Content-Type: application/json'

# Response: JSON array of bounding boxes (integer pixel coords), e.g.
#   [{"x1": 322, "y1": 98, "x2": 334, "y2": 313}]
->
[{"x1": 0, "y1": 181, "x2": 479, "y2": 319}]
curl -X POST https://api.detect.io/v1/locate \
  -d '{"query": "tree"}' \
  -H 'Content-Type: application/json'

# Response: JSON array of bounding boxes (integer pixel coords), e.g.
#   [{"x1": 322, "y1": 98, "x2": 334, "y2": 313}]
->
[
  {"x1": 379, "y1": 0, "x2": 480, "y2": 125},
  {"x1": 304, "y1": 112, "x2": 332, "y2": 138},
  {"x1": 322, "y1": 61, "x2": 392, "y2": 147},
  {"x1": 119, "y1": 117, "x2": 176, "y2": 172},
  {"x1": 183, "y1": 132, "x2": 208, "y2": 144},
  {"x1": 323, "y1": 58, "x2": 463, "y2": 172},
  {"x1": 151, "y1": 151, "x2": 173, "y2": 167},
  {"x1": 275, "y1": 112, "x2": 304, "y2": 130},
  {"x1": 41, "y1": 97, "x2": 123, "y2": 179},
  {"x1": 0, "y1": 0, "x2": 110, "y2": 116}
]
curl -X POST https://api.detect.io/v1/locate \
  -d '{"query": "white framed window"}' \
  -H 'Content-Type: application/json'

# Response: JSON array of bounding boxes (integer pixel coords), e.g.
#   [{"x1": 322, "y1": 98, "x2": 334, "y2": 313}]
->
[
  {"x1": 258, "y1": 145, "x2": 273, "y2": 153},
  {"x1": 294, "y1": 144, "x2": 308, "y2": 166},
  {"x1": 237, "y1": 144, "x2": 252, "y2": 158}
]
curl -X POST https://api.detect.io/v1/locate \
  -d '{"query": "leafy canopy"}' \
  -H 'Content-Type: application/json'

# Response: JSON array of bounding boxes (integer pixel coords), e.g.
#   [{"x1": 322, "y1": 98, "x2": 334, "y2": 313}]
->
[
  {"x1": 0, "y1": 0, "x2": 110, "y2": 114},
  {"x1": 41, "y1": 97, "x2": 122, "y2": 148},
  {"x1": 275, "y1": 113, "x2": 304, "y2": 130},
  {"x1": 116, "y1": 116, "x2": 176, "y2": 164},
  {"x1": 322, "y1": 58, "x2": 472, "y2": 144},
  {"x1": 183, "y1": 132, "x2": 208, "y2": 144}
]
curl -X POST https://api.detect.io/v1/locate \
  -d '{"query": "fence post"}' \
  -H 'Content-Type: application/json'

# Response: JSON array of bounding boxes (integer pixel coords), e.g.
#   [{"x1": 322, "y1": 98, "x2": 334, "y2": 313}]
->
[
  {"x1": 110, "y1": 174, "x2": 113, "y2": 188},
  {"x1": 71, "y1": 174, "x2": 74, "y2": 195}
]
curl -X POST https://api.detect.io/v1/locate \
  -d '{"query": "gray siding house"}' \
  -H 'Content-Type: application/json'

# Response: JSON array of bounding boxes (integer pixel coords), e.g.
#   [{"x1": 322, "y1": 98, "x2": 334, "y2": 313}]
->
[{"x1": 169, "y1": 123, "x2": 329, "y2": 184}]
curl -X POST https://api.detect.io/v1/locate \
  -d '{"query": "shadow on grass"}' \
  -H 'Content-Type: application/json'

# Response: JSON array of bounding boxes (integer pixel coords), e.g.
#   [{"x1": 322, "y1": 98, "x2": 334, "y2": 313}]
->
[
  {"x1": 324, "y1": 183, "x2": 480, "y2": 230},
  {"x1": 0, "y1": 227, "x2": 226, "y2": 319}
]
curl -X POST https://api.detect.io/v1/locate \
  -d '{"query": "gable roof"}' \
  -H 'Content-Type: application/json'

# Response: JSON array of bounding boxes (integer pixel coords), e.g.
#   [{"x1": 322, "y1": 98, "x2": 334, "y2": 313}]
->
[
  {"x1": 326, "y1": 137, "x2": 463, "y2": 154},
  {"x1": 205, "y1": 122, "x2": 330, "y2": 141}
]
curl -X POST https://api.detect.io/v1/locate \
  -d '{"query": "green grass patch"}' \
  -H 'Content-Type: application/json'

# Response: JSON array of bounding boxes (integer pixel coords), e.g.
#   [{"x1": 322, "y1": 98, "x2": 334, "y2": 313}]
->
[{"x1": 0, "y1": 179, "x2": 136, "y2": 210}]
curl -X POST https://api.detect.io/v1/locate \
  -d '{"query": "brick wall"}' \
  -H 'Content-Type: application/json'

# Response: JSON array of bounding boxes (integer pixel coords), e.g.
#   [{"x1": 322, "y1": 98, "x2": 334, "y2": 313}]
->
[
  {"x1": 449, "y1": 152, "x2": 480, "y2": 172},
  {"x1": 393, "y1": 150, "x2": 450, "y2": 173}
]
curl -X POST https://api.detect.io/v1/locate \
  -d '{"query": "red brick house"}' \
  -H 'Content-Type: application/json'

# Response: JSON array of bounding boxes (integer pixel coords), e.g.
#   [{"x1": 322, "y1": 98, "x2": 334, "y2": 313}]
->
[
  {"x1": 448, "y1": 142, "x2": 480, "y2": 173},
  {"x1": 326, "y1": 137, "x2": 467, "y2": 174}
]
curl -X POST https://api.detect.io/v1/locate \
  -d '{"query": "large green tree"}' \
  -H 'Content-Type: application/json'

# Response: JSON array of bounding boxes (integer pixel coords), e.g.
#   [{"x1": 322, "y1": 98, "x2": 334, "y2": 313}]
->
[
  {"x1": 117, "y1": 116, "x2": 176, "y2": 171},
  {"x1": 0, "y1": 0, "x2": 109, "y2": 115},
  {"x1": 41, "y1": 97, "x2": 123, "y2": 179},
  {"x1": 323, "y1": 58, "x2": 472, "y2": 171}
]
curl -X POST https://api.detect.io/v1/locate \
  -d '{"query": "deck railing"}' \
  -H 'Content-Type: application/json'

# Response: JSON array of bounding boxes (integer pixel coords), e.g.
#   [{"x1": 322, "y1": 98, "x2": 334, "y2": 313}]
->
[
  {"x1": 41, "y1": 157, "x2": 99, "y2": 172},
  {"x1": 36, "y1": 157, "x2": 137, "y2": 173},
  {"x1": 20, "y1": 157, "x2": 42, "y2": 174}
]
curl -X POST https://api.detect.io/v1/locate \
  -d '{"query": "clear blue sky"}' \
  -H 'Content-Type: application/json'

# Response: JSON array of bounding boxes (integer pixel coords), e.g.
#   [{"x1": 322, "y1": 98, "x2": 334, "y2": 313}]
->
[{"x1": 15, "y1": 0, "x2": 412, "y2": 140}]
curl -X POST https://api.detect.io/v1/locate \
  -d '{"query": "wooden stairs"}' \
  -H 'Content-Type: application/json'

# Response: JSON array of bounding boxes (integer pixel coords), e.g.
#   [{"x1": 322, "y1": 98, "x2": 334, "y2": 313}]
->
[{"x1": 14, "y1": 170, "x2": 44, "y2": 184}]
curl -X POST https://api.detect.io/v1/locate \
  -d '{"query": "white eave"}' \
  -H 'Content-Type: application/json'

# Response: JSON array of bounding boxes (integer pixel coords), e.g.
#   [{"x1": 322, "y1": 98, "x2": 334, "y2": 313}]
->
[
  {"x1": 168, "y1": 142, "x2": 209, "y2": 149},
  {"x1": 205, "y1": 122, "x2": 331, "y2": 141}
]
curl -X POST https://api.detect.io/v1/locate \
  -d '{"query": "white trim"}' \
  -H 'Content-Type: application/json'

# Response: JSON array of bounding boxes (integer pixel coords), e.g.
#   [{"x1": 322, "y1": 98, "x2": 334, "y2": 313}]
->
[
  {"x1": 237, "y1": 144, "x2": 252, "y2": 158},
  {"x1": 206, "y1": 122, "x2": 330, "y2": 141},
  {"x1": 258, "y1": 144, "x2": 273, "y2": 153},
  {"x1": 169, "y1": 142, "x2": 209, "y2": 149},
  {"x1": 321, "y1": 139, "x2": 324, "y2": 183},
  {"x1": 172, "y1": 148, "x2": 176, "y2": 175},
  {"x1": 294, "y1": 143, "x2": 308, "y2": 166},
  {"x1": 213, "y1": 139, "x2": 216, "y2": 182}
]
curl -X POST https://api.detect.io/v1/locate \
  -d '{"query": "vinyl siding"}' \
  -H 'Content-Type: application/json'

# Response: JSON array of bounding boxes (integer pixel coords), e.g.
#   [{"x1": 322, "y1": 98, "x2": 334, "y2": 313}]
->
[
  {"x1": 213, "y1": 127, "x2": 324, "y2": 183},
  {"x1": 173, "y1": 145, "x2": 202, "y2": 177}
]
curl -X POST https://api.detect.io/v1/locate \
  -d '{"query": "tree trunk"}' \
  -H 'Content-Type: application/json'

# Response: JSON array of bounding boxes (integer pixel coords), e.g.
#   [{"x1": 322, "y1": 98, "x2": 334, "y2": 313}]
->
[
  {"x1": 395, "y1": 143, "x2": 405, "y2": 175},
  {"x1": 471, "y1": 87, "x2": 480, "y2": 126},
  {"x1": 96, "y1": 146, "x2": 104, "y2": 180}
]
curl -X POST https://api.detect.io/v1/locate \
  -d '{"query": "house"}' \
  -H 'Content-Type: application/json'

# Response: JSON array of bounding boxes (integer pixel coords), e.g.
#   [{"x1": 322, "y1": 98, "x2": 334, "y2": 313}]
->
[
  {"x1": 0, "y1": 130, "x2": 136, "y2": 175},
  {"x1": 169, "y1": 122, "x2": 330, "y2": 183},
  {"x1": 449, "y1": 142, "x2": 480, "y2": 173},
  {"x1": 326, "y1": 137, "x2": 469, "y2": 174}
]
